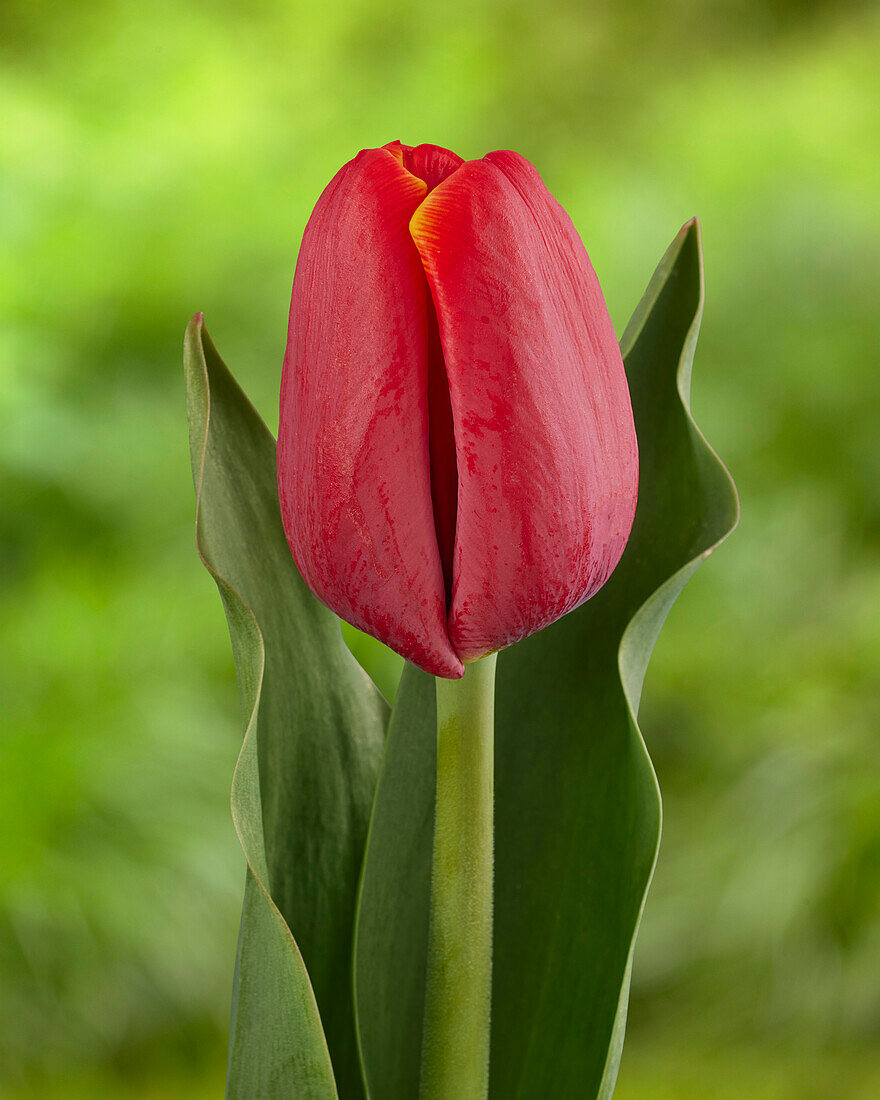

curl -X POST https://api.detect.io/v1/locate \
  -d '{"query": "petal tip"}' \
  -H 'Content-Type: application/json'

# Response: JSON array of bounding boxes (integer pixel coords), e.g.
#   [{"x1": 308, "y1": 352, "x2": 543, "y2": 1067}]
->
[{"x1": 434, "y1": 654, "x2": 465, "y2": 680}]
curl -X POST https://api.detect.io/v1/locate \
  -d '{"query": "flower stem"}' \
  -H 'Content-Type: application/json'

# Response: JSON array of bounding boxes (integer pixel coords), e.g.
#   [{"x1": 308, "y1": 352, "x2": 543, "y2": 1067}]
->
[{"x1": 419, "y1": 653, "x2": 497, "y2": 1100}]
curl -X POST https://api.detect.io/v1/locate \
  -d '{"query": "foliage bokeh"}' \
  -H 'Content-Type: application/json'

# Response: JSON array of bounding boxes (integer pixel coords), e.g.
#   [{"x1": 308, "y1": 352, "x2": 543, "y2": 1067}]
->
[{"x1": 2, "y1": 1, "x2": 879, "y2": 1096}]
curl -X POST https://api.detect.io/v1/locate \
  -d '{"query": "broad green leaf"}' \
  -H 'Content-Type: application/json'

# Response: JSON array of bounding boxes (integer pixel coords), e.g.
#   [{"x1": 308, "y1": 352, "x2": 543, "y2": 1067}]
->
[
  {"x1": 352, "y1": 221, "x2": 739, "y2": 1099},
  {"x1": 184, "y1": 316, "x2": 388, "y2": 1100}
]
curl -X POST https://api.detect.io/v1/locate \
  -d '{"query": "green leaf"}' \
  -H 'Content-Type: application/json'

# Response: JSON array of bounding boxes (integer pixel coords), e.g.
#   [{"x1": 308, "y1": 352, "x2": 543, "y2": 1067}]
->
[
  {"x1": 352, "y1": 220, "x2": 739, "y2": 1099},
  {"x1": 184, "y1": 316, "x2": 388, "y2": 1100},
  {"x1": 352, "y1": 665, "x2": 437, "y2": 1098}
]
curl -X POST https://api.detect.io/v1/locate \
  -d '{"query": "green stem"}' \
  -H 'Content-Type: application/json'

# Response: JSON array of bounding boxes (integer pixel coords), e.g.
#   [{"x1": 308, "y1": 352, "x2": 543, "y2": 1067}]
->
[{"x1": 419, "y1": 653, "x2": 497, "y2": 1100}]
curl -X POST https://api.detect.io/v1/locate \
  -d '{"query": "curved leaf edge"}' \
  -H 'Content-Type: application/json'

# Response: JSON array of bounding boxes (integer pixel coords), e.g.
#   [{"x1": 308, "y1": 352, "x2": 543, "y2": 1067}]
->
[
  {"x1": 598, "y1": 218, "x2": 740, "y2": 1098},
  {"x1": 184, "y1": 314, "x2": 339, "y2": 1099}
]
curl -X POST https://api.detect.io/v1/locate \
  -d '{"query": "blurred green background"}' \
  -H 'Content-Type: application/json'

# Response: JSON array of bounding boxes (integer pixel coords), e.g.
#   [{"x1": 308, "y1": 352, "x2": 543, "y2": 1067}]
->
[{"x1": 2, "y1": 0, "x2": 879, "y2": 1096}]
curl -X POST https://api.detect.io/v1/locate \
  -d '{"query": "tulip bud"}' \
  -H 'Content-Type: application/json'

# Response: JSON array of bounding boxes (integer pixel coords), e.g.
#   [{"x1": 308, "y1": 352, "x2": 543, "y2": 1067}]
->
[{"x1": 277, "y1": 142, "x2": 638, "y2": 678}]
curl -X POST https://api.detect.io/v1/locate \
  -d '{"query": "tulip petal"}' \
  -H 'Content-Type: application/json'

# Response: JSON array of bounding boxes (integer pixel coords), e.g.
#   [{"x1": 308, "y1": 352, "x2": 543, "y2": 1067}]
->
[
  {"x1": 410, "y1": 151, "x2": 639, "y2": 662},
  {"x1": 278, "y1": 148, "x2": 463, "y2": 678},
  {"x1": 399, "y1": 142, "x2": 464, "y2": 192}
]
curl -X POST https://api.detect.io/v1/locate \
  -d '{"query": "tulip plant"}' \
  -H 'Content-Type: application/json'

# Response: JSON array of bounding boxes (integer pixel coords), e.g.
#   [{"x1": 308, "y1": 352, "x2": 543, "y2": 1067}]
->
[{"x1": 184, "y1": 142, "x2": 737, "y2": 1100}]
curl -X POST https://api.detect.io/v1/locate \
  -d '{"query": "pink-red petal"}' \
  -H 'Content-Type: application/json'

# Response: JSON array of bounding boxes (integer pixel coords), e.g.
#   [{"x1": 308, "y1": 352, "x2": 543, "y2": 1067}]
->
[
  {"x1": 278, "y1": 147, "x2": 463, "y2": 677},
  {"x1": 410, "y1": 151, "x2": 638, "y2": 662}
]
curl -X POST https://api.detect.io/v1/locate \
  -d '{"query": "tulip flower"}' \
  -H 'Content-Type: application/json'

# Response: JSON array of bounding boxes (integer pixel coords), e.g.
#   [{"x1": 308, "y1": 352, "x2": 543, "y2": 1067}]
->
[
  {"x1": 277, "y1": 141, "x2": 638, "y2": 680},
  {"x1": 186, "y1": 128, "x2": 737, "y2": 1100}
]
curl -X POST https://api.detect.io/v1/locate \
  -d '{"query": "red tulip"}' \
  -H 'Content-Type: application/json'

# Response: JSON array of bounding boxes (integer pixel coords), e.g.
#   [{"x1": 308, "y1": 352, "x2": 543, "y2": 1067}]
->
[{"x1": 277, "y1": 141, "x2": 638, "y2": 679}]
